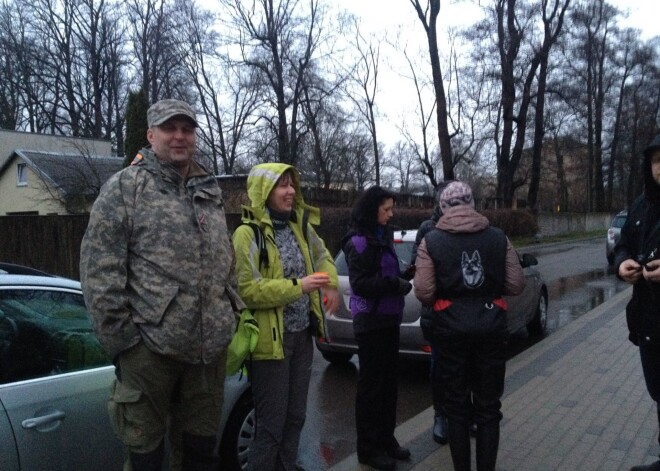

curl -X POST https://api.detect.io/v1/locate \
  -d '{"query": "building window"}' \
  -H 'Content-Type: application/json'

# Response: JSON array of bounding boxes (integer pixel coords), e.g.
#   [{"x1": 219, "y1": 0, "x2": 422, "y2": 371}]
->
[{"x1": 17, "y1": 163, "x2": 27, "y2": 186}]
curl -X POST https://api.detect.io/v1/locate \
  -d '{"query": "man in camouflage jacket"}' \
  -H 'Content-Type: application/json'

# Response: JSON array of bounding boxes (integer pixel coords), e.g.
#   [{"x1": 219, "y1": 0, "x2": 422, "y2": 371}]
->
[{"x1": 80, "y1": 99, "x2": 243, "y2": 471}]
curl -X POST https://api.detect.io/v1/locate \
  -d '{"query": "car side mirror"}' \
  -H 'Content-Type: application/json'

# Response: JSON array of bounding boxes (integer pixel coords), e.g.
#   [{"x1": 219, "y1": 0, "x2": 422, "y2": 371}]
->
[{"x1": 520, "y1": 253, "x2": 538, "y2": 268}]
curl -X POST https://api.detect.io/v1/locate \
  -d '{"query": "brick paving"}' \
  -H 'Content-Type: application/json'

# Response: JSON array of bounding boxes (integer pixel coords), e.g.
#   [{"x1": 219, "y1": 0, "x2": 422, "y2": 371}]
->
[{"x1": 328, "y1": 287, "x2": 660, "y2": 471}]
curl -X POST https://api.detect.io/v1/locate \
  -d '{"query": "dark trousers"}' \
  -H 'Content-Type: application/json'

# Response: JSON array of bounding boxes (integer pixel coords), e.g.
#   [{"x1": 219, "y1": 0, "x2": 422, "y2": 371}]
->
[
  {"x1": 248, "y1": 330, "x2": 313, "y2": 471},
  {"x1": 431, "y1": 343, "x2": 445, "y2": 416},
  {"x1": 640, "y1": 340, "x2": 660, "y2": 455},
  {"x1": 436, "y1": 333, "x2": 507, "y2": 471},
  {"x1": 355, "y1": 326, "x2": 400, "y2": 459},
  {"x1": 436, "y1": 333, "x2": 506, "y2": 426}
]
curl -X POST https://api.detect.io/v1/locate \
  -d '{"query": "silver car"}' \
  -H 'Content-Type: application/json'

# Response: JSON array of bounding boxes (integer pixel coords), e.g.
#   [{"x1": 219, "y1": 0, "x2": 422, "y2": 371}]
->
[
  {"x1": 316, "y1": 229, "x2": 548, "y2": 363},
  {"x1": 606, "y1": 210, "x2": 627, "y2": 265},
  {"x1": 0, "y1": 272, "x2": 254, "y2": 471}
]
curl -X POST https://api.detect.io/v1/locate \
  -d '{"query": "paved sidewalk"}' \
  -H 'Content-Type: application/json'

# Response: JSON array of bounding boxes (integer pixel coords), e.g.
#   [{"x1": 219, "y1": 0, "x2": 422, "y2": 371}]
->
[{"x1": 328, "y1": 287, "x2": 660, "y2": 471}]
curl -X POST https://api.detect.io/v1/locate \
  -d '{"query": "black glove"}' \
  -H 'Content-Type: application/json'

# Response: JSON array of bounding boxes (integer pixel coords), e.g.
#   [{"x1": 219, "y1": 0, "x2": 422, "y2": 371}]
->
[
  {"x1": 396, "y1": 278, "x2": 413, "y2": 296},
  {"x1": 401, "y1": 264, "x2": 416, "y2": 281}
]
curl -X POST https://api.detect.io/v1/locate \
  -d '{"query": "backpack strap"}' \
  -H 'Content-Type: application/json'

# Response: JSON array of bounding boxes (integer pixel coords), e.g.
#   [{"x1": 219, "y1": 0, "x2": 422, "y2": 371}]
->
[
  {"x1": 240, "y1": 222, "x2": 268, "y2": 270},
  {"x1": 302, "y1": 209, "x2": 309, "y2": 242}
]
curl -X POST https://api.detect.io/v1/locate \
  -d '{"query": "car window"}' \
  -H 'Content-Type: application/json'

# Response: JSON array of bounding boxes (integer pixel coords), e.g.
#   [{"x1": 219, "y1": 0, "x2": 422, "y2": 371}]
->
[
  {"x1": 334, "y1": 241, "x2": 414, "y2": 276},
  {"x1": 612, "y1": 215, "x2": 627, "y2": 228},
  {"x1": 0, "y1": 288, "x2": 110, "y2": 384}
]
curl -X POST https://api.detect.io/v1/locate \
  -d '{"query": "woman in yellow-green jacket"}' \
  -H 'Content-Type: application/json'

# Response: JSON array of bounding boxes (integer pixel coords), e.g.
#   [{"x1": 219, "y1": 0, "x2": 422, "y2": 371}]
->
[{"x1": 232, "y1": 163, "x2": 340, "y2": 471}]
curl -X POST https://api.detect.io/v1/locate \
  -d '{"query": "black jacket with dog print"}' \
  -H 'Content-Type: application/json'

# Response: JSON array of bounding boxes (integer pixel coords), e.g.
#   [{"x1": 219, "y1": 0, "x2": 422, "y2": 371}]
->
[{"x1": 414, "y1": 205, "x2": 525, "y2": 339}]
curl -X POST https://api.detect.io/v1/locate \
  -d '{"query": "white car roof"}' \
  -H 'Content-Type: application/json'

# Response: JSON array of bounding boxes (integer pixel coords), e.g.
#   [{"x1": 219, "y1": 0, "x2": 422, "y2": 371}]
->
[
  {"x1": 0, "y1": 274, "x2": 82, "y2": 290},
  {"x1": 393, "y1": 229, "x2": 418, "y2": 242}
]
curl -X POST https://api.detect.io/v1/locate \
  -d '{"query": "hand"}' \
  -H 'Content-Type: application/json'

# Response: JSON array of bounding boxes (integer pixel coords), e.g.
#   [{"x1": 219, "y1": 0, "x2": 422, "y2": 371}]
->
[
  {"x1": 401, "y1": 264, "x2": 416, "y2": 281},
  {"x1": 301, "y1": 273, "x2": 330, "y2": 293},
  {"x1": 322, "y1": 287, "x2": 341, "y2": 315},
  {"x1": 643, "y1": 259, "x2": 660, "y2": 282},
  {"x1": 618, "y1": 258, "x2": 643, "y2": 283},
  {"x1": 397, "y1": 278, "x2": 413, "y2": 295}
]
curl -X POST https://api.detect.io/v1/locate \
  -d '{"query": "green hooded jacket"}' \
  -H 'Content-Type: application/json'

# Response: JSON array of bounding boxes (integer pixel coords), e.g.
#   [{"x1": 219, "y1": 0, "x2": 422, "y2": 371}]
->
[{"x1": 232, "y1": 163, "x2": 338, "y2": 360}]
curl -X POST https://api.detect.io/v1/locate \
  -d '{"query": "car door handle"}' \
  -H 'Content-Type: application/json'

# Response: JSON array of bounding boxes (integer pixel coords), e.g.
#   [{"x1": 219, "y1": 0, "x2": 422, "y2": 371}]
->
[{"x1": 22, "y1": 410, "x2": 66, "y2": 429}]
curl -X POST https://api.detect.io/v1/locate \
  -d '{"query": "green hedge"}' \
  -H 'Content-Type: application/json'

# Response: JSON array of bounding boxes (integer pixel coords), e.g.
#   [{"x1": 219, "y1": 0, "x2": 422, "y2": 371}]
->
[{"x1": 230, "y1": 207, "x2": 538, "y2": 258}]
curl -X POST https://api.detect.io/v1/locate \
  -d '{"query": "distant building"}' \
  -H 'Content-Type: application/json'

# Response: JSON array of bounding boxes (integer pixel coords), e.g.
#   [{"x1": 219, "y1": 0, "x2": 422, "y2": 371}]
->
[
  {"x1": 0, "y1": 129, "x2": 112, "y2": 170},
  {"x1": 0, "y1": 149, "x2": 123, "y2": 215},
  {"x1": 0, "y1": 130, "x2": 117, "y2": 215}
]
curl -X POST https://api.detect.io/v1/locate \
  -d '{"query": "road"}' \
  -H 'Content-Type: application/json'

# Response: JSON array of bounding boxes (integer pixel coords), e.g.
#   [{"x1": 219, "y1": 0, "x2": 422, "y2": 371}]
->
[{"x1": 296, "y1": 237, "x2": 627, "y2": 470}]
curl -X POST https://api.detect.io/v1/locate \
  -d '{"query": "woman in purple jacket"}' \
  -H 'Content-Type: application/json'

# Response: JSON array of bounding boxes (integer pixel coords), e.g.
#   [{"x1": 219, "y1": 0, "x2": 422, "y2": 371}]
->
[{"x1": 342, "y1": 186, "x2": 413, "y2": 471}]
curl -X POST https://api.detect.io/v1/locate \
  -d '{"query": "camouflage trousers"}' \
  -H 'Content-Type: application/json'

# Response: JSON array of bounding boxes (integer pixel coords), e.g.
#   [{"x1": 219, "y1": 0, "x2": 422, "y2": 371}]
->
[{"x1": 108, "y1": 342, "x2": 226, "y2": 470}]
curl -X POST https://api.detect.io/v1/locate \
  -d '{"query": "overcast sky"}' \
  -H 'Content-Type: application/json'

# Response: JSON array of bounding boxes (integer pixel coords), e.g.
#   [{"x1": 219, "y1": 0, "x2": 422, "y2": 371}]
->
[{"x1": 333, "y1": 0, "x2": 658, "y2": 148}]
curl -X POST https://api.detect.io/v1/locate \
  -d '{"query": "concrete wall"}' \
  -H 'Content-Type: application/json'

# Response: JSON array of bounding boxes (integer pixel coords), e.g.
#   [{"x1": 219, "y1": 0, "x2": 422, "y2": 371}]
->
[{"x1": 536, "y1": 212, "x2": 614, "y2": 236}]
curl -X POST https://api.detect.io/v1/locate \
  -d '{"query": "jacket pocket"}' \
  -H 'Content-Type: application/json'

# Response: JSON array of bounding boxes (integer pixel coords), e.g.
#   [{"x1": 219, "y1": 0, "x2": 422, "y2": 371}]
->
[
  {"x1": 131, "y1": 284, "x2": 179, "y2": 325},
  {"x1": 108, "y1": 380, "x2": 148, "y2": 447}
]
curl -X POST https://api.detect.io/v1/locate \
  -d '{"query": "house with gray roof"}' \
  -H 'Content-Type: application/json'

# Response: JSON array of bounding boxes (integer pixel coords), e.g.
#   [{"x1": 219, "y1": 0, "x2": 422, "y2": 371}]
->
[
  {"x1": 0, "y1": 149, "x2": 123, "y2": 215},
  {"x1": 0, "y1": 129, "x2": 112, "y2": 170}
]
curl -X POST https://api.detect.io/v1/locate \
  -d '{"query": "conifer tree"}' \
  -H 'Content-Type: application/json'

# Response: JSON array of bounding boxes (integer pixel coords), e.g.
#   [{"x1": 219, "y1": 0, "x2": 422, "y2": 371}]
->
[{"x1": 124, "y1": 89, "x2": 149, "y2": 167}]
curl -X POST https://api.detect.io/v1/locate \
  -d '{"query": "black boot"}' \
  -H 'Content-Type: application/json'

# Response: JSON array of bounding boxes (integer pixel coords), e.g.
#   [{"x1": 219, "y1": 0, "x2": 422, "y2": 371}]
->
[
  {"x1": 475, "y1": 423, "x2": 499, "y2": 471},
  {"x1": 433, "y1": 414, "x2": 448, "y2": 444},
  {"x1": 181, "y1": 432, "x2": 219, "y2": 471},
  {"x1": 385, "y1": 436, "x2": 411, "y2": 461},
  {"x1": 129, "y1": 441, "x2": 164, "y2": 471},
  {"x1": 447, "y1": 420, "x2": 471, "y2": 471},
  {"x1": 631, "y1": 461, "x2": 660, "y2": 471}
]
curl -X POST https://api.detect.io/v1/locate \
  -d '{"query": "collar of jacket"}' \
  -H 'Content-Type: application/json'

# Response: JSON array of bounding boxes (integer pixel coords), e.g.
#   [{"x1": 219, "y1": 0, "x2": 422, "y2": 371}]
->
[{"x1": 135, "y1": 147, "x2": 210, "y2": 188}]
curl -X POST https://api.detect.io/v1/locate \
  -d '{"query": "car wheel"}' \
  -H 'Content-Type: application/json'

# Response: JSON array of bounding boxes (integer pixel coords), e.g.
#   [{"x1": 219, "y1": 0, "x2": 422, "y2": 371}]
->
[
  {"x1": 320, "y1": 350, "x2": 353, "y2": 364},
  {"x1": 527, "y1": 290, "x2": 548, "y2": 337},
  {"x1": 219, "y1": 392, "x2": 255, "y2": 471}
]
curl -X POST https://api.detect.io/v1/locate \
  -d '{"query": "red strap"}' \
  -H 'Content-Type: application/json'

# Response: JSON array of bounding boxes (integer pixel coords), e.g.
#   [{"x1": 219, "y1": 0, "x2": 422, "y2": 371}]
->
[
  {"x1": 433, "y1": 299, "x2": 453, "y2": 311},
  {"x1": 492, "y1": 298, "x2": 508, "y2": 310}
]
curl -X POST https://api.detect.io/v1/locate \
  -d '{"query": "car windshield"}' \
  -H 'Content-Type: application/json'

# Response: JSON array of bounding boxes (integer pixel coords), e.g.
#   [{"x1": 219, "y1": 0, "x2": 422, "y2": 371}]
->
[{"x1": 334, "y1": 241, "x2": 414, "y2": 276}]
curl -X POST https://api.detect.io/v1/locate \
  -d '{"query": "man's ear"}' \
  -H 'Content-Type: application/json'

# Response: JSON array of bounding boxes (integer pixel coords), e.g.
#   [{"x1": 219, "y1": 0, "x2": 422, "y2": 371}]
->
[{"x1": 146, "y1": 128, "x2": 154, "y2": 145}]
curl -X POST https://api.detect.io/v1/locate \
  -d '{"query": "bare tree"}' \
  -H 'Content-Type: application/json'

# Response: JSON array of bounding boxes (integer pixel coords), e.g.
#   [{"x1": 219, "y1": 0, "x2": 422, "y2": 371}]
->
[
  {"x1": 127, "y1": 0, "x2": 193, "y2": 105},
  {"x1": 382, "y1": 141, "x2": 424, "y2": 192},
  {"x1": 526, "y1": 0, "x2": 571, "y2": 214},
  {"x1": 398, "y1": 47, "x2": 439, "y2": 188},
  {"x1": 0, "y1": 1, "x2": 21, "y2": 129},
  {"x1": 220, "y1": 0, "x2": 325, "y2": 166},
  {"x1": 566, "y1": 0, "x2": 620, "y2": 211},
  {"x1": 175, "y1": 0, "x2": 258, "y2": 175},
  {"x1": 345, "y1": 19, "x2": 382, "y2": 185},
  {"x1": 409, "y1": 0, "x2": 454, "y2": 180}
]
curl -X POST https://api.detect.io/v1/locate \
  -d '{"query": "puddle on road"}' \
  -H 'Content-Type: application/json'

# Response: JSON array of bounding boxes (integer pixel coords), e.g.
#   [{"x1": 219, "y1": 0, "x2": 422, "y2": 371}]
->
[{"x1": 545, "y1": 268, "x2": 628, "y2": 333}]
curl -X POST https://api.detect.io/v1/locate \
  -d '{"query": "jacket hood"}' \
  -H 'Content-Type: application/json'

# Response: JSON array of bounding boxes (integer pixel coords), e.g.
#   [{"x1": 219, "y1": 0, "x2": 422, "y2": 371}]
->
[
  {"x1": 643, "y1": 135, "x2": 660, "y2": 203},
  {"x1": 246, "y1": 163, "x2": 301, "y2": 208},
  {"x1": 242, "y1": 162, "x2": 319, "y2": 225},
  {"x1": 436, "y1": 205, "x2": 489, "y2": 233}
]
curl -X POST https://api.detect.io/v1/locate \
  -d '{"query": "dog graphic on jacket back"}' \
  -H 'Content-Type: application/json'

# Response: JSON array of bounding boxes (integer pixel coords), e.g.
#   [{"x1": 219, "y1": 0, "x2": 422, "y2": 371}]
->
[{"x1": 462, "y1": 250, "x2": 485, "y2": 288}]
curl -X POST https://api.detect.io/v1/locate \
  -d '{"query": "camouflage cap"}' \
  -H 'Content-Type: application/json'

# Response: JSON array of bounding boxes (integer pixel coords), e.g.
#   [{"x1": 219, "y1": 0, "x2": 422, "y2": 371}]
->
[{"x1": 147, "y1": 99, "x2": 198, "y2": 128}]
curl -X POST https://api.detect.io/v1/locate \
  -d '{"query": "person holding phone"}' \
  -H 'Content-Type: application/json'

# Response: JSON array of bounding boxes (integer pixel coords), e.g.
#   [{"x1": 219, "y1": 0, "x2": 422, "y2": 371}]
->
[{"x1": 615, "y1": 134, "x2": 660, "y2": 471}]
